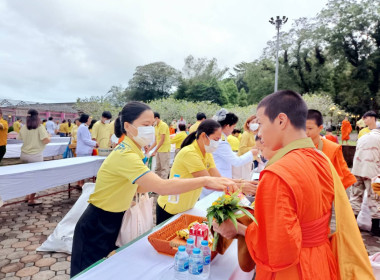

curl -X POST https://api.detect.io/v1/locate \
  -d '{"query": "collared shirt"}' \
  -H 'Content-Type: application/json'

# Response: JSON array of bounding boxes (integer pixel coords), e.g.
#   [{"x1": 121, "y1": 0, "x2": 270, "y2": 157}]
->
[
  {"x1": 155, "y1": 120, "x2": 171, "y2": 152},
  {"x1": 89, "y1": 136, "x2": 150, "y2": 212},
  {"x1": 91, "y1": 120, "x2": 111, "y2": 149},
  {"x1": 13, "y1": 121, "x2": 21, "y2": 133},
  {"x1": 358, "y1": 127, "x2": 371, "y2": 139},
  {"x1": 45, "y1": 120, "x2": 56, "y2": 135},
  {"x1": 157, "y1": 140, "x2": 216, "y2": 214},
  {"x1": 189, "y1": 121, "x2": 201, "y2": 134},
  {"x1": 76, "y1": 124, "x2": 96, "y2": 156},
  {"x1": 227, "y1": 135, "x2": 240, "y2": 151},
  {"x1": 170, "y1": 131, "x2": 187, "y2": 149},
  {"x1": 238, "y1": 131, "x2": 256, "y2": 156}
]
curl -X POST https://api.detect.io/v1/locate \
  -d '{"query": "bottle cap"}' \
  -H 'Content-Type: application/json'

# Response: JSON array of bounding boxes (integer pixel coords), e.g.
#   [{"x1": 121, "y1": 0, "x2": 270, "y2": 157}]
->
[
  {"x1": 178, "y1": 246, "x2": 186, "y2": 252},
  {"x1": 187, "y1": 238, "x2": 194, "y2": 244},
  {"x1": 193, "y1": 248, "x2": 201, "y2": 254},
  {"x1": 201, "y1": 240, "x2": 208, "y2": 246},
  {"x1": 174, "y1": 174, "x2": 180, "y2": 178}
]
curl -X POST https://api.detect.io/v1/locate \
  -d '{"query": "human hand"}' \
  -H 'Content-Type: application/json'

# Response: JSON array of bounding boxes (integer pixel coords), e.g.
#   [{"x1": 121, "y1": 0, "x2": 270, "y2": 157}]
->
[
  {"x1": 251, "y1": 149, "x2": 259, "y2": 157},
  {"x1": 151, "y1": 151, "x2": 157, "y2": 157},
  {"x1": 95, "y1": 142, "x2": 99, "y2": 148},
  {"x1": 212, "y1": 219, "x2": 239, "y2": 239},
  {"x1": 204, "y1": 177, "x2": 238, "y2": 193},
  {"x1": 240, "y1": 180, "x2": 258, "y2": 196}
]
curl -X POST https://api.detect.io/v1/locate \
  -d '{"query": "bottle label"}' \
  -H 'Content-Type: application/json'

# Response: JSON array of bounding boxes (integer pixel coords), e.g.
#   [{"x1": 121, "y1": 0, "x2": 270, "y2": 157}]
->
[
  {"x1": 204, "y1": 255, "x2": 211, "y2": 265},
  {"x1": 177, "y1": 260, "x2": 189, "y2": 272},
  {"x1": 189, "y1": 261, "x2": 203, "y2": 275}
]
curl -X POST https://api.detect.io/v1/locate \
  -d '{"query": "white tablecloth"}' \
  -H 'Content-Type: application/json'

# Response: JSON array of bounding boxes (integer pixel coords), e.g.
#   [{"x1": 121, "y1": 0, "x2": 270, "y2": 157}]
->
[
  {"x1": 7, "y1": 137, "x2": 71, "y2": 144},
  {"x1": 74, "y1": 191, "x2": 240, "y2": 280},
  {"x1": 4, "y1": 143, "x2": 68, "y2": 158},
  {"x1": 0, "y1": 156, "x2": 105, "y2": 201}
]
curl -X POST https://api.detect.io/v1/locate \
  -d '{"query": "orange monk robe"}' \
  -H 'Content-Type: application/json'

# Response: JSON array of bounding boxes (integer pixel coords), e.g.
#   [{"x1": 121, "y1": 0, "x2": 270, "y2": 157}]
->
[
  {"x1": 341, "y1": 120, "x2": 352, "y2": 141},
  {"x1": 246, "y1": 140, "x2": 338, "y2": 280},
  {"x1": 318, "y1": 138, "x2": 356, "y2": 189},
  {"x1": 325, "y1": 134, "x2": 338, "y2": 144}
]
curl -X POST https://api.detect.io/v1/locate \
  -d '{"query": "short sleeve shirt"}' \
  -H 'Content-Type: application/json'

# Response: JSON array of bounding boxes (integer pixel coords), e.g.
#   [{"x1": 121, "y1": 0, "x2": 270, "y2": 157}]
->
[
  {"x1": 91, "y1": 121, "x2": 111, "y2": 149},
  {"x1": 157, "y1": 140, "x2": 216, "y2": 214},
  {"x1": 18, "y1": 125, "x2": 49, "y2": 155},
  {"x1": 88, "y1": 136, "x2": 150, "y2": 212},
  {"x1": 155, "y1": 121, "x2": 171, "y2": 152}
]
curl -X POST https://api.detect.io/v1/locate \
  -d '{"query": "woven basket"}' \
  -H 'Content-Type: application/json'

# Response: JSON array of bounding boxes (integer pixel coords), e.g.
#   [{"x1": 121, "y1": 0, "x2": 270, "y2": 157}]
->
[{"x1": 148, "y1": 214, "x2": 216, "y2": 259}]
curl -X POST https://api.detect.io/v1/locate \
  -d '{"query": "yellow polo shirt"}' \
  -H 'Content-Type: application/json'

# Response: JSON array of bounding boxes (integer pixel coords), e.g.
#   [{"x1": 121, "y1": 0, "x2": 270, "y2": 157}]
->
[
  {"x1": 358, "y1": 127, "x2": 371, "y2": 139},
  {"x1": 238, "y1": 131, "x2": 256, "y2": 155},
  {"x1": 170, "y1": 131, "x2": 188, "y2": 149},
  {"x1": 189, "y1": 121, "x2": 201, "y2": 134},
  {"x1": 155, "y1": 120, "x2": 170, "y2": 152},
  {"x1": 59, "y1": 122, "x2": 69, "y2": 134},
  {"x1": 13, "y1": 121, "x2": 21, "y2": 133},
  {"x1": 89, "y1": 136, "x2": 150, "y2": 212},
  {"x1": 17, "y1": 125, "x2": 49, "y2": 155},
  {"x1": 71, "y1": 125, "x2": 78, "y2": 142},
  {"x1": 0, "y1": 118, "x2": 8, "y2": 146},
  {"x1": 91, "y1": 120, "x2": 111, "y2": 149},
  {"x1": 157, "y1": 140, "x2": 216, "y2": 214},
  {"x1": 227, "y1": 135, "x2": 240, "y2": 151}
]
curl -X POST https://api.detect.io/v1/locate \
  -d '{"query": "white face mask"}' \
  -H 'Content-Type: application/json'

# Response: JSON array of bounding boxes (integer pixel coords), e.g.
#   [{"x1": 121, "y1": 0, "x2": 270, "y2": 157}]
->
[
  {"x1": 249, "y1": 123, "x2": 259, "y2": 131},
  {"x1": 104, "y1": 119, "x2": 111, "y2": 124},
  {"x1": 205, "y1": 136, "x2": 219, "y2": 153},
  {"x1": 132, "y1": 125, "x2": 155, "y2": 147}
]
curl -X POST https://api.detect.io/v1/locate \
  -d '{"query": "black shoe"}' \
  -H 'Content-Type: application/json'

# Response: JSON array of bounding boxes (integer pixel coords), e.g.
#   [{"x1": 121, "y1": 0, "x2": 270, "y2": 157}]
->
[{"x1": 370, "y1": 219, "x2": 380, "y2": 236}]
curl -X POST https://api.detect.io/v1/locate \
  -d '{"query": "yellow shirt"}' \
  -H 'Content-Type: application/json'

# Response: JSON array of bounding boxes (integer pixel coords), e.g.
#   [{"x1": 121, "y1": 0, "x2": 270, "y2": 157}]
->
[
  {"x1": 0, "y1": 118, "x2": 8, "y2": 146},
  {"x1": 358, "y1": 127, "x2": 371, "y2": 139},
  {"x1": 189, "y1": 121, "x2": 201, "y2": 134},
  {"x1": 155, "y1": 120, "x2": 170, "y2": 152},
  {"x1": 227, "y1": 135, "x2": 240, "y2": 151},
  {"x1": 91, "y1": 120, "x2": 111, "y2": 149},
  {"x1": 356, "y1": 119, "x2": 365, "y2": 129},
  {"x1": 13, "y1": 121, "x2": 21, "y2": 133},
  {"x1": 58, "y1": 123, "x2": 69, "y2": 134},
  {"x1": 170, "y1": 131, "x2": 188, "y2": 149},
  {"x1": 109, "y1": 120, "x2": 115, "y2": 136},
  {"x1": 238, "y1": 131, "x2": 256, "y2": 155},
  {"x1": 157, "y1": 140, "x2": 216, "y2": 214},
  {"x1": 67, "y1": 123, "x2": 73, "y2": 133},
  {"x1": 88, "y1": 136, "x2": 150, "y2": 212},
  {"x1": 71, "y1": 125, "x2": 78, "y2": 142},
  {"x1": 17, "y1": 125, "x2": 49, "y2": 155},
  {"x1": 43, "y1": 122, "x2": 46, "y2": 127}
]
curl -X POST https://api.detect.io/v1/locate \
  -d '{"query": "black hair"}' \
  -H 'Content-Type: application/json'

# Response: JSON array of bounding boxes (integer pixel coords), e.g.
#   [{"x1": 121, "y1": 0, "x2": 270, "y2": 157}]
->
[
  {"x1": 181, "y1": 119, "x2": 221, "y2": 149},
  {"x1": 62, "y1": 119, "x2": 66, "y2": 123},
  {"x1": 17, "y1": 118, "x2": 20, "y2": 121},
  {"x1": 218, "y1": 113, "x2": 238, "y2": 128},
  {"x1": 102, "y1": 111, "x2": 112, "y2": 119},
  {"x1": 89, "y1": 119, "x2": 97, "y2": 130},
  {"x1": 257, "y1": 90, "x2": 308, "y2": 130},
  {"x1": 307, "y1": 109, "x2": 323, "y2": 127},
  {"x1": 79, "y1": 114, "x2": 90, "y2": 124},
  {"x1": 154, "y1": 112, "x2": 160, "y2": 119},
  {"x1": 48, "y1": 117, "x2": 53, "y2": 121},
  {"x1": 232, "y1": 129, "x2": 241, "y2": 134},
  {"x1": 67, "y1": 119, "x2": 71, "y2": 127},
  {"x1": 196, "y1": 112, "x2": 206, "y2": 121},
  {"x1": 115, "y1": 101, "x2": 152, "y2": 138},
  {"x1": 178, "y1": 124, "x2": 186, "y2": 131},
  {"x1": 326, "y1": 128, "x2": 333, "y2": 132},
  {"x1": 255, "y1": 135, "x2": 261, "y2": 141},
  {"x1": 26, "y1": 109, "x2": 40, "y2": 130},
  {"x1": 363, "y1": 110, "x2": 377, "y2": 118},
  {"x1": 42, "y1": 119, "x2": 46, "y2": 123}
]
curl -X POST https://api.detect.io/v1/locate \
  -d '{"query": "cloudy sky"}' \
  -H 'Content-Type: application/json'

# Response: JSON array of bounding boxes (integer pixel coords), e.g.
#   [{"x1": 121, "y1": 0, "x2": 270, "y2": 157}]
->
[{"x1": 0, "y1": 0, "x2": 328, "y2": 103}]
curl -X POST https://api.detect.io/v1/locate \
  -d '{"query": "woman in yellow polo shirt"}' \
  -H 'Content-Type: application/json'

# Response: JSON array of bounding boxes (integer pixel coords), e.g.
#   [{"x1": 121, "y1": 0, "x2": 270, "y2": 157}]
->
[
  {"x1": 156, "y1": 119, "x2": 223, "y2": 224},
  {"x1": 70, "y1": 102, "x2": 236, "y2": 278}
]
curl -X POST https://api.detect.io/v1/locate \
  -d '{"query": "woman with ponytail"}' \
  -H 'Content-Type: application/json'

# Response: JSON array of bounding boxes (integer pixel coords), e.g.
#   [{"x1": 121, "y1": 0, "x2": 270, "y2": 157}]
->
[
  {"x1": 71, "y1": 102, "x2": 237, "y2": 278},
  {"x1": 156, "y1": 119, "x2": 224, "y2": 224}
]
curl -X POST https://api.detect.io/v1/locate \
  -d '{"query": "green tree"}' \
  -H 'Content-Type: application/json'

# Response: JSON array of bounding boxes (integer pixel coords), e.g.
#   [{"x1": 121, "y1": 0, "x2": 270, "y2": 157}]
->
[
  {"x1": 128, "y1": 62, "x2": 181, "y2": 102},
  {"x1": 238, "y1": 88, "x2": 248, "y2": 107},
  {"x1": 220, "y1": 79, "x2": 239, "y2": 104}
]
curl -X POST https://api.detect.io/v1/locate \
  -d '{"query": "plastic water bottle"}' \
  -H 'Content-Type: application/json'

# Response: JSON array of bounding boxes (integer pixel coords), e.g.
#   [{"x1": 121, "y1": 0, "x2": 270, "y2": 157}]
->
[
  {"x1": 186, "y1": 238, "x2": 195, "y2": 256},
  {"x1": 200, "y1": 240, "x2": 211, "y2": 279},
  {"x1": 168, "y1": 174, "x2": 180, "y2": 204},
  {"x1": 189, "y1": 247, "x2": 203, "y2": 279},
  {"x1": 174, "y1": 245, "x2": 189, "y2": 280}
]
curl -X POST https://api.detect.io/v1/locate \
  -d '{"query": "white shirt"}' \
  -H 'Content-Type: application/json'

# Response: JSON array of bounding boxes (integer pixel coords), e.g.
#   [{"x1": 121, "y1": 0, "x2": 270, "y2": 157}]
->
[
  {"x1": 76, "y1": 124, "x2": 97, "y2": 156},
  {"x1": 46, "y1": 120, "x2": 56, "y2": 135}
]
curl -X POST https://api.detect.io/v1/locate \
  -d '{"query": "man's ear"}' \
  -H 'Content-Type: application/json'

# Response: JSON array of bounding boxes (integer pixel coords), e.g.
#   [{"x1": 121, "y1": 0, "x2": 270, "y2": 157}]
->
[{"x1": 277, "y1": 113, "x2": 288, "y2": 128}]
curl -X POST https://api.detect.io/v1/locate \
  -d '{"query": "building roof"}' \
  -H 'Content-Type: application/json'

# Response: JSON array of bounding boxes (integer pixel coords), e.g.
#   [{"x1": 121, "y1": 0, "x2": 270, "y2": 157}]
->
[{"x1": 0, "y1": 99, "x2": 78, "y2": 113}]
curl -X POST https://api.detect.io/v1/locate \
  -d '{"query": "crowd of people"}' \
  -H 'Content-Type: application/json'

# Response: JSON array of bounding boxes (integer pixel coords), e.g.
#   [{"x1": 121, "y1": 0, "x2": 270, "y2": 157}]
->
[{"x1": 1, "y1": 90, "x2": 380, "y2": 279}]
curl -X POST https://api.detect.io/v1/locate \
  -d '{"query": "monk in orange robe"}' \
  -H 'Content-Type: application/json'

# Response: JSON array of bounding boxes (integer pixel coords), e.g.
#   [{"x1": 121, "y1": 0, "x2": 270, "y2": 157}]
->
[
  {"x1": 341, "y1": 116, "x2": 352, "y2": 144},
  {"x1": 325, "y1": 128, "x2": 339, "y2": 143},
  {"x1": 306, "y1": 110, "x2": 356, "y2": 189},
  {"x1": 213, "y1": 91, "x2": 339, "y2": 280}
]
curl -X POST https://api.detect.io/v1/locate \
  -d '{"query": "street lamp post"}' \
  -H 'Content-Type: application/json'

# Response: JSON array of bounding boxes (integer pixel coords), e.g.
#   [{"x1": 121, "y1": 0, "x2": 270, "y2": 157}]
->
[{"x1": 269, "y1": 16, "x2": 288, "y2": 92}]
